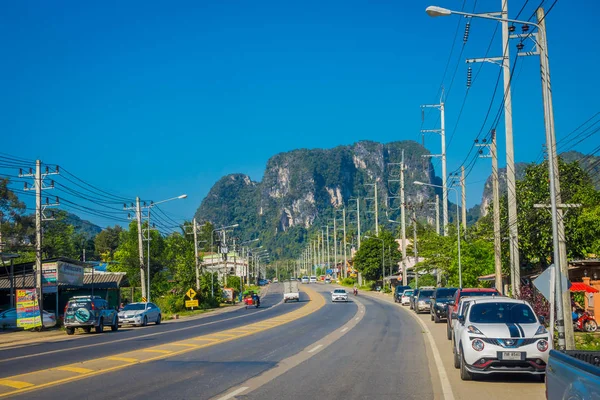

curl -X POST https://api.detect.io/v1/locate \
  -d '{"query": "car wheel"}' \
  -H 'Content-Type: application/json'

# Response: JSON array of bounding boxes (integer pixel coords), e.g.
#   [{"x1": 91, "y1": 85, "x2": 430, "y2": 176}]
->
[
  {"x1": 156, "y1": 314, "x2": 161, "y2": 325},
  {"x1": 95, "y1": 318, "x2": 104, "y2": 334},
  {"x1": 537, "y1": 374, "x2": 545, "y2": 383},
  {"x1": 460, "y1": 346, "x2": 473, "y2": 381},
  {"x1": 431, "y1": 313, "x2": 434, "y2": 321},
  {"x1": 111, "y1": 317, "x2": 119, "y2": 331},
  {"x1": 434, "y1": 313, "x2": 440, "y2": 323},
  {"x1": 446, "y1": 323, "x2": 452, "y2": 340},
  {"x1": 284, "y1": 299, "x2": 287, "y2": 303},
  {"x1": 66, "y1": 327, "x2": 75, "y2": 335},
  {"x1": 142, "y1": 316, "x2": 148, "y2": 327},
  {"x1": 83, "y1": 326, "x2": 92, "y2": 334},
  {"x1": 453, "y1": 346, "x2": 460, "y2": 369}
]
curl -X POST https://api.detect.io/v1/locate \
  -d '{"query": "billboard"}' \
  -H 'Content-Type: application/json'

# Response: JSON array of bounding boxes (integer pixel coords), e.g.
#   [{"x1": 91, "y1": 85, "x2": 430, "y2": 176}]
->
[
  {"x1": 42, "y1": 262, "x2": 58, "y2": 293},
  {"x1": 16, "y1": 289, "x2": 42, "y2": 329},
  {"x1": 58, "y1": 262, "x2": 84, "y2": 286}
]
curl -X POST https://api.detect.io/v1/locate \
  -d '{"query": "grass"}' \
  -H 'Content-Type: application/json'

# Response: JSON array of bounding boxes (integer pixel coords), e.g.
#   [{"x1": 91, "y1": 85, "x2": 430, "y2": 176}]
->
[
  {"x1": 575, "y1": 332, "x2": 600, "y2": 350},
  {"x1": 163, "y1": 303, "x2": 236, "y2": 320}
]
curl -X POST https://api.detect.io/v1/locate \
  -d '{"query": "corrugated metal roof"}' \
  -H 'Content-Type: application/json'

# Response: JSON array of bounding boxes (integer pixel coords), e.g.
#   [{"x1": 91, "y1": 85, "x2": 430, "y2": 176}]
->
[{"x1": 0, "y1": 272, "x2": 128, "y2": 290}]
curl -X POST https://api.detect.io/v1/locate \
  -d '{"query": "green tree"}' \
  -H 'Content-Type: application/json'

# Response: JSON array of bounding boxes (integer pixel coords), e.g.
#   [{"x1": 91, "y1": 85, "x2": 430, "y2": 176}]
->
[
  {"x1": 94, "y1": 226, "x2": 123, "y2": 261},
  {"x1": 353, "y1": 229, "x2": 401, "y2": 281}
]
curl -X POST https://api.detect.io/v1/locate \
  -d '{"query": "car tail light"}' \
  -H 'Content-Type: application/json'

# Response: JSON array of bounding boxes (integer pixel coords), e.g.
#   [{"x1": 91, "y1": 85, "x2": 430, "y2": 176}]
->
[
  {"x1": 64, "y1": 304, "x2": 68, "y2": 315},
  {"x1": 472, "y1": 339, "x2": 485, "y2": 351},
  {"x1": 91, "y1": 302, "x2": 95, "y2": 310},
  {"x1": 537, "y1": 340, "x2": 549, "y2": 352}
]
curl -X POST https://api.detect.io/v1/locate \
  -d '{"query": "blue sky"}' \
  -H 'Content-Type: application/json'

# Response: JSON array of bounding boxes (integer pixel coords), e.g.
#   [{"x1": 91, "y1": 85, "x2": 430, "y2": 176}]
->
[{"x1": 1, "y1": 0, "x2": 598, "y2": 230}]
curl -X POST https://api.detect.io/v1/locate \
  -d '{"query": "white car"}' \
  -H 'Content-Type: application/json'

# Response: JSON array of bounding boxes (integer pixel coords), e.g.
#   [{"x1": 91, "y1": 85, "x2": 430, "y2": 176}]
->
[
  {"x1": 401, "y1": 290, "x2": 414, "y2": 306},
  {"x1": 331, "y1": 289, "x2": 348, "y2": 302},
  {"x1": 118, "y1": 302, "x2": 162, "y2": 326},
  {"x1": 310, "y1": 276, "x2": 317, "y2": 283},
  {"x1": 453, "y1": 297, "x2": 549, "y2": 381},
  {"x1": 273, "y1": 278, "x2": 279, "y2": 283},
  {"x1": 301, "y1": 276, "x2": 309, "y2": 284},
  {"x1": 451, "y1": 296, "x2": 479, "y2": 356}
]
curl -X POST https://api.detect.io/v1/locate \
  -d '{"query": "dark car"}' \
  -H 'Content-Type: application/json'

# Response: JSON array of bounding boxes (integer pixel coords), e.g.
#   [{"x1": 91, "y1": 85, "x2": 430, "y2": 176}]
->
[
  {"x1": 414, "y1": 289, "x2": 435, "y2": 314},
  {"x1": 430, "y1": 287, "x2": 458, "y2": 323},
  {"x1": 445, "y1": 288, "x2": 500, "y2": 340},
  {"x1": 63, "y1": 295, "x2": 118, "y2": 335},
  {"x1": 394, "y1": 285, "x2": 411, "y2": 303},
  {"x1": 409, "y1": 288, "x2": 420, "y2": 310}
]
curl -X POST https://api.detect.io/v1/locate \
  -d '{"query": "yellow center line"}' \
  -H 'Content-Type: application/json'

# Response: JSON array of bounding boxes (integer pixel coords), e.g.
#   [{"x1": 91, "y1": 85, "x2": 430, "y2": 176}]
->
[
  {"x1": 106, "y1": 356, "x2": 139, "y2": 363},
  {"x1": 0, "y1": 380, "x2": 34, "y2": 389},
  {"x1": 0, "y1": 286, "x2": 325, "y2": 398},
  {"x1": 56, "y1": 366, "x2": 94, "y2": 374}
]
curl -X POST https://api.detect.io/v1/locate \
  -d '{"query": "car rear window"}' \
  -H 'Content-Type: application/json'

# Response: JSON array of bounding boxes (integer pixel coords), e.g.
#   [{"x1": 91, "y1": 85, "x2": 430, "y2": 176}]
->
[
  {"x1": 461, "y1": 290, "x2": 498, "y2": 297},
  {"x1": 334, "y1": 289, "x2": 346, "y2": 293},
  {"x1": 419, "y1": 290, "x2": 434, "y2": 298},
  {"x1": 469, "y1": 302, "x2": 537, "y2": 324},
  {"x1": 67, "y1": 300, "x2": 91, "y2": 311},
  {"x1": 435, "y1": 288, "x2": 457, "y2": 299}
]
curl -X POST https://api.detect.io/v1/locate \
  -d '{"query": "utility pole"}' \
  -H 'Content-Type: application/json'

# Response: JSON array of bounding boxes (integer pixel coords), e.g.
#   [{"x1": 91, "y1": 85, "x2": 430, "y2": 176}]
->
[
  {"x1": 136, "y1": 198, "x2": 146, "y2": 301},
  {"x1": 413, "y1": 208, "x2": 418, "y2": 288},
  {"x1": 342, "y1": 208, "x2": 347, "y2": 279},
  {"x1": 192, "y1": 218, "x2": 200, "y2": 290},
  {"x1": 421, "y1": 98, "x2": 447, "y2": 235},
  {"x1": 434, "y1": 195, "x2": 440, "y2": 235},
  {"x1": 365, "y1": 183, "x2": 379, "y2": 236},
  {"x1": 333, "y1": 216, "x2": 337, "y2": 278},
  {"x1": 326, "y1": 225, "x2": 330, "y2": 274},
  {"x1": 357, "y1": 198, "x2": 361, "y2": 249},
  {"x1": 21, "y1": 161, "x2": 59, "y2": 327},
  {"x1": 400, "y1": 154, "x2": 408, "y2": 286},
  {"x1": 461, "y1": 166, "x2": 467, "y2": 231}
]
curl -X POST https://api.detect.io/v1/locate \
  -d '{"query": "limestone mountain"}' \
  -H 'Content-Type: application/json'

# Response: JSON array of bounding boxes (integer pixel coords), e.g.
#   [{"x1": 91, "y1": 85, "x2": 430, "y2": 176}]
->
[{"x1": 195, "y1": 140, "x2": 445, "y2": 259}]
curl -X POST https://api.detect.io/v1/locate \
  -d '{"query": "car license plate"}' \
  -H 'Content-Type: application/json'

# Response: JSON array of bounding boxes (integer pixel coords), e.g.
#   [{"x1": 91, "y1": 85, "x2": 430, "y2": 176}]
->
[{"x1": 500, "y1": 351, "x2": 523, "y2": 360}]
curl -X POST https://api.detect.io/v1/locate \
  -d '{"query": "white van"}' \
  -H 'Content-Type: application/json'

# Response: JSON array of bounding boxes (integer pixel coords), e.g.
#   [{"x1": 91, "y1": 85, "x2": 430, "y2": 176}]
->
[{"x1": 310, "y1": 276, "x2": 317, "y2": 283}]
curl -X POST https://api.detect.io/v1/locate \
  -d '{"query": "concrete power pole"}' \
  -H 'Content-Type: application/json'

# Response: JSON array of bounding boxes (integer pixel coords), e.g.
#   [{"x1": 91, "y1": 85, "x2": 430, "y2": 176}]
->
[
  {"x1": 326, "y1": 225, "x2": 330, "y2": 273},
  {"x1": 374, "y1": 183, "x2": 379, "y2": 236},
  {"x1": 421, "y1": 99, "x2": 447, "y2": 235},
  {"x1": 435, "y1": 195, "x2": 440, "y2": 235},
  {"x1": 333, "y1": 217, "x2": 337, "y2": 278},
  {"x1": 21, "y1": 160, "x2": 59, "y2": 327},
  {"x1": 413, "y1": 208, "x2": 419, "y2": 288},
  {"x1": 342, "y1": 208, "x2": 347, "y2": 279},
  {"x1": 492, "y1": 131, "x2": 503, "y2": 293},
  {"x1": 135, "y1": 197, "x2": 146, "y2": 301},
  {"x1": 193, "y1": 218, "x2": 200, "y2": 290},
  {"x1": 400, "y1": 156, "x2": 408, "y2": 286},
  {"x1": 461, "y1": 166, "x2": 467, "y2": 231}
]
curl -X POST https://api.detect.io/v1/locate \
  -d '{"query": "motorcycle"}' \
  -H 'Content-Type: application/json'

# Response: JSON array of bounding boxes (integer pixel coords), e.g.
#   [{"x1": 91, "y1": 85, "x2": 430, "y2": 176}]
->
[
  {"x1": 353, "y1": 288, "x2": 358, "y2": 296},
  {"x1": 574, "y1": 309, "x2": 598, "y2": 332}
]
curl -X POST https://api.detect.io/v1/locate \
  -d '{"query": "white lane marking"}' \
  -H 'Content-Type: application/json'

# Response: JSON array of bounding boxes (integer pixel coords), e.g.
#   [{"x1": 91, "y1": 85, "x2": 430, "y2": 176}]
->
[
  {"x1": 341, "y1": 327, "x2": 348, "y2": 333},
  {"x1": 216, "y1": 386, "x2": 249, "y2": 400},
  {"x1": 307, "y1": 344, "x2": 323, "y2": 353},
  {"x1": 355, "y1": 317, "x2": 359, "y2": 321}
]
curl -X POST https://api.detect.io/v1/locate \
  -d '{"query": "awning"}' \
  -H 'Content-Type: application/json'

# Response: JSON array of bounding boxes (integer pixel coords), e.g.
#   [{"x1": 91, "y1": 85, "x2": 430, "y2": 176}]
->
[{"x1": 570, "y1": 282, "x2": 599, "y2": 293}]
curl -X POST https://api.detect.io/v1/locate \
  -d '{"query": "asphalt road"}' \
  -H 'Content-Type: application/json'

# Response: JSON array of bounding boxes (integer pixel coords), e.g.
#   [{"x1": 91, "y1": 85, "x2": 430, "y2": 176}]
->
[
  {"x1": 2, "y1": 284, "x2": 434, "y2": 400},
  {"x1": 0, "y1": 284, "x2": 296, "y2": 378}
]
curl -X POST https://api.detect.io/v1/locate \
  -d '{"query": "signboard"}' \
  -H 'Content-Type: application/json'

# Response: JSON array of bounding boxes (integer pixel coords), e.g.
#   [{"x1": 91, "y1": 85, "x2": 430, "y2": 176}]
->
[
  {"x1": 58, "y1": 262, "x2": 84, "y2": 286},
  {"x1": 326, "y1": 269, "x2": 333, "y2": 274},
  {"x1": 185, "y1": 299, "x2": 199, "y2": 308},
  {"x1": 16, "y1": 289, "x2": 42, "y2": 329},
  {"x1": 222, "y1": 288, "x2": 234, "y2": 303},
  {"x1": 533, "y1": 264, "x2": 570, "y2": 302},
  {"x1": 141, "y1": 297, "x2": 147, "y2": 302},
  {"x1": 42, "y1": 263, "x2": 58, "y2": 294},
  {"x1": 186, "y1": 288, "x2": 197, "y2": 299}
]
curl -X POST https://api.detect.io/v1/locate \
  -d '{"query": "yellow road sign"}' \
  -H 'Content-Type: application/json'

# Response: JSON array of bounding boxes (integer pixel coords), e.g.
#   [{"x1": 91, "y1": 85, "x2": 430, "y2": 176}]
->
[
  {"x1": 185, "y1": 299, "x2": 199, "y2": 308},
  {"x1": 141, "y1": 296, "x2": 147, "y2": 302},
  {"x1": 186, "y1": 288, "x2": 197, "y2": 299}
]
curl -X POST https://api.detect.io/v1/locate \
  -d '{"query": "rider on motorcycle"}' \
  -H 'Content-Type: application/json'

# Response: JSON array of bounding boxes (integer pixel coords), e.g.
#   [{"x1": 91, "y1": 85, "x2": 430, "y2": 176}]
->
[{"x1": 252, "y1": 293, "x2": 261, "y2": 307}]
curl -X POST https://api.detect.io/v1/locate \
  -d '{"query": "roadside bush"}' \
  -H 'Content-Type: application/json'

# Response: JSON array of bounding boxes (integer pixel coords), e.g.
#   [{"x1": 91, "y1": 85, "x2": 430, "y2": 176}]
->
[
  {"x1": 155, "y1": 294, "x2": 185, "y2": 314},
  {"x1": 341, "y1": 277, "x2": 356, "y2": 286}
]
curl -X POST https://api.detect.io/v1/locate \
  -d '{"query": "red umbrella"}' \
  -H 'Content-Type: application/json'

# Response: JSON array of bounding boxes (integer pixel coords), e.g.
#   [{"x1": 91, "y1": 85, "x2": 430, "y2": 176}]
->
[{"x1": 570, "y1": 282, "x2": 599, "y2": 293}]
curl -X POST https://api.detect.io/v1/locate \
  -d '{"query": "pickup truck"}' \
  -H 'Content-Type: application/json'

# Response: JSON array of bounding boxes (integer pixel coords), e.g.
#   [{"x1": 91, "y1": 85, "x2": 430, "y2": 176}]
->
[
  {"x1": 546, "y1": 350, "x2": 600, "y2": 399},
  {"x1": 283, "y1": 280, "x2": 300, "y2": 303}
]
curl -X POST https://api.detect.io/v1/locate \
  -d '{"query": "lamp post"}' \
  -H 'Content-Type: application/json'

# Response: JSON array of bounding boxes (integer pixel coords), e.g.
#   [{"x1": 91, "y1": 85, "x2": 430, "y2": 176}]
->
[
  {"x1": 425, "y1": 3, "x2": 571, "y2": 349},
  {"x1": 364, "y1": 235, "x2": 385, "y2": 291},
  {"x1": 414, "y1": 181, "x2": 462, "y2": 288},
  {"x1": 146, "y1": 194, "x2": 187, "y2": 302},
  {"x1": 210, "y1": 224, "x2": 239, "y2": 296}
]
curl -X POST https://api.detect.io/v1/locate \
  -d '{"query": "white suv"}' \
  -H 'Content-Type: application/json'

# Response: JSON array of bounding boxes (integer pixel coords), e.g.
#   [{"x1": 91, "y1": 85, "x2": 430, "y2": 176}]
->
[
  {"x1": 453, "y1": 297, "x2": 549, "y2": 381},
  {"x1": 331, "y1": 289, "x2": 348, "y2": 302}
]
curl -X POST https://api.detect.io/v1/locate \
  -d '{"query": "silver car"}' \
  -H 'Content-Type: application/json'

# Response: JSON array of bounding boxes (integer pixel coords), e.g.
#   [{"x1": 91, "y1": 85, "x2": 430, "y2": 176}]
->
[
  {"x1": 118, "y1": 302, "x2": 162, "y2": 326},
  {"x1": 0, "y1": 308, "x2": 57, "y2": 329}
]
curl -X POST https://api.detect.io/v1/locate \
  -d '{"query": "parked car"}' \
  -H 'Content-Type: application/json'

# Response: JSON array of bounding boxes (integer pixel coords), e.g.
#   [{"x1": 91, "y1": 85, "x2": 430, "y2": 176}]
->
[
  {"x1": 451, "y1": 296, "x2": 479, "y2": 359},
  {"x1": 446, "y1": 288, "x2": 500, "y2": 340},
  {"x1": 310, "y1": 276, "x2": 317, "y2": 283},
  {"x1": 301, "y1": 276, "x2": 309, "y2": 284},
  {"x1": 63, "y1": 296, "x2": 118, "y2": 335},
  {"x1": 410, "y1": 288, "x2": 420, "y2": 310},
  {"x1": 546, "y1": 350, "x2": 600, "y2": 399},
  {"x1": 401, "y1": 289, "x2": 414, "y2": 306},
  {"x1": 430, "y1": 287, "x2": 458, "y2": 323},
  {"x1": 258, "y1": 279, "x2": 269, "y2": 286},
  {"x1": 331, "y1": 289, "x2": 349, "y2": 302},
  {"x1": 414, "y1": 289, "x2": 435, "y2": 314},
  {"x1": 324, "y1": 277, "x2": 332, "y2": 284},
  {"x1": 453, "y1": 297, "x2": 548, "y2": 381},
  {"x1": 0, "y1": 308, "x2": 57, "y2": 329},
  {"x1": 394, "y1": 285, "x2": 411, "y2": 303},
  {"x1": 118, "y1": 302, "x2": 162, "y2": 326}
]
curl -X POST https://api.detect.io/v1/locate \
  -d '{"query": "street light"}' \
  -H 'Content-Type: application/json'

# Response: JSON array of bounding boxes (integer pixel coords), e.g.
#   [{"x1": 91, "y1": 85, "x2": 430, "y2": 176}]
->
[
  {"x1": 364, "y1": 235, "x2": 386, "y2": 291},
  {"x1": 146, "y1": 194, "x2": 187, "y2": 302},
  {"x1": 414, "y1": 181, "x2": 462, "y2": 288},
  {"x1": 425, "y1": 5, "x2": 451, "y2": 17}
]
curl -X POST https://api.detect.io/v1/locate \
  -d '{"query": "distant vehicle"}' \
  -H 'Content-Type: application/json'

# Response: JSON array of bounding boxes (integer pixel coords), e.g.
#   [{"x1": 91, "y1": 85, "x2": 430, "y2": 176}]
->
[
  {"x1": 401, "y1": 290, "x2": 414, "y2": 306},
  {"x1": 273, "y1": 278, "x2": 279, "y2": 283},
  {"x1": 258, "y1": 279, "x2": 269, "y2": 286},
  {"x1": 446, "y1": 288, "x2": 500, "y2": 340},
  {"x1": 453, "y1": 298, "x2": 548, "y2": 381},
  {"x1": 0, "y1": 308, "x2": 56, "y2": 329},
  {"x1": 414, "y1": 289, "x2": 434, "y2": 314},
  {"x1": 324, "y1": 277, "x2": 331, "y2": 284},
  {"x1": 546, "y1": 350, "x2": 600, "y2": 399},
  {"x1": 331, "y1": 289, "x2": 348, "y2": 302},
  {"x1": 430, "y1": 287, "x2": 458, "y2": 323},
  {"x1": 410, "y1": 288, "x2": 420, "y2": 310},
  {"x1": 394, "y1": 285, "x2": 411, "y2": 303},
  {"x1": 283, "y1": 280, "x2": 300, "y2": 303},
  {"x1": 309, "y1": 276, "x2": 317, "y2": 283},
  {"x1": 64, "y1": 296, "x2": 118, "y2": 335},
  {"x1": 118, "y1": 302, "x2": 162, "y2": 327},
  {"x1": 301, "y1": 276, "x2": 309, "y2": 284}
]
